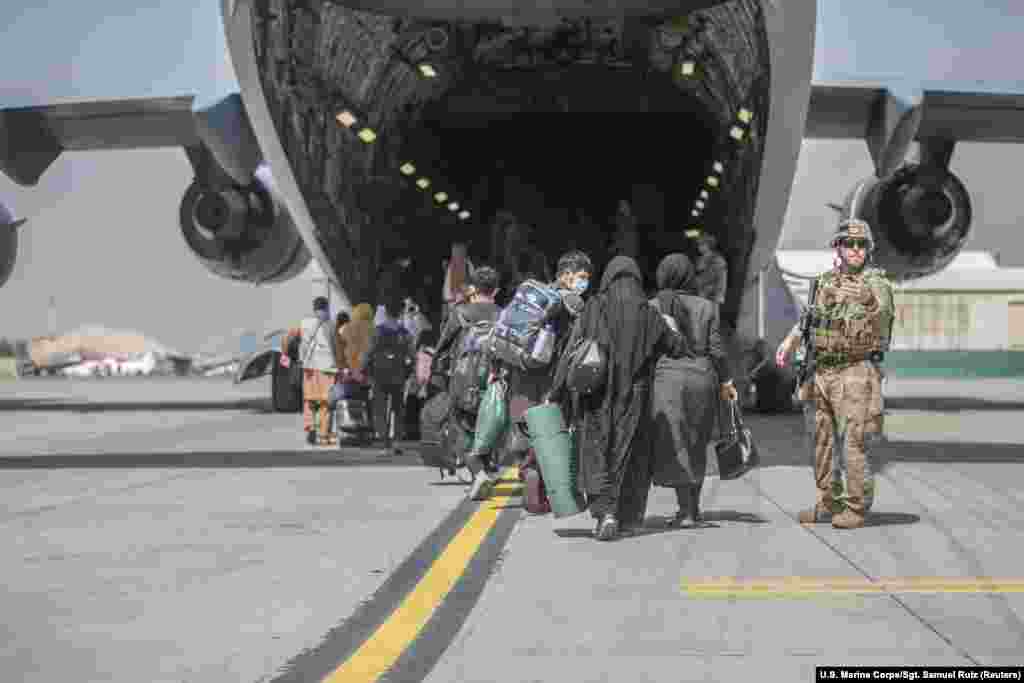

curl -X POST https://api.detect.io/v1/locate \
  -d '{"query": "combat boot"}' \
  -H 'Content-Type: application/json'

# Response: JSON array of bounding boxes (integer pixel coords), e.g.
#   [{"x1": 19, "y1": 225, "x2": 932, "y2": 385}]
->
[
  {"x1": 798, "y1": 503, "x2": 833, "y2": 524},
  {"x1": 832, "y1": 508, "x2": 865, "y2": 529}
]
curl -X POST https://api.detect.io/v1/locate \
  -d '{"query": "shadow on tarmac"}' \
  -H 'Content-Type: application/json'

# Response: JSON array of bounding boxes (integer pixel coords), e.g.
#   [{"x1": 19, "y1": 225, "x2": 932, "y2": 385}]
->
[
  {"x1": 0, "y1": 398, "x2": 275, "y2": 413},
  {"x1": 864, "y1": 512, "x2": 921, "y2": 526},
  {"x1": 746, "y1": 413, "x2": 1024, "y2": 470},
  {"x1": 0, "y1": 450, "x2": 425, "y2": 469},
  {"x1": 883, "y1": 397, "x2": 1024, "y2": 412}
]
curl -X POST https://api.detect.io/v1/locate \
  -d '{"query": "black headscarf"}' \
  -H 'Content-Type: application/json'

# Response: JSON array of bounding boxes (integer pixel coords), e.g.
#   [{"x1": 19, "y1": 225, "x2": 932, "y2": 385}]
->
[
  {"x1": 586, "y1": 256, "x2": 666, "y2": 389},
  {"x1": 655, "y1": 252, "x2": 697, "y2": 295},
  {"x1": 654, "y1": 252, "x2": 724, "y2": 362}
]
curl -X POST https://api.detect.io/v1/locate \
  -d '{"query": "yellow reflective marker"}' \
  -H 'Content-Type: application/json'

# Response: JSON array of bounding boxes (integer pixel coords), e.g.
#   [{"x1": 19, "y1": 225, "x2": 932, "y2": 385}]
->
[
  {"x1": 416, "y1": 178, "x2": 430, "y2": 189},
  {"x1": 738, "y1": 108, "x2": 753, "y2": 124},
  {"x1": 434, "y1": 191, "x2": 448, "y2": 203},
  {"x1": 706, "y1": 176, "x2": 719, "y2": 188},
  {"x1": 729, "y1": 125, "x2": 745, "y2": 141},
  {"x1": 323, "y1": 468, "x2": 522, "y2": 682},
  {"x1": 679, "y1": 61, "x2": 695, "y2": 76},
  {"x1": 358, "y1": 128, "x2": 377, "y2": 143},
  {"x1": 685, "y1": 229, "x2": 702, "y2": 239},
  {"x1": 400, "y1": 162, "x2": 416, "y2": 176},
  {"x1": 418, "y1": 63, "x2": 437, "y2": 78}
]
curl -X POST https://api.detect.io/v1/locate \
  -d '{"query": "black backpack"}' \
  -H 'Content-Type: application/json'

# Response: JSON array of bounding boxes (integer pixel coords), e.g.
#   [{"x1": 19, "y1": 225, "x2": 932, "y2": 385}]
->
[
  {"x1": 448, "y1": 312, "x2": 495, "y2": 415},
  {"x1": 370, "y1": 326, "x2": 411, "y2": 386}
]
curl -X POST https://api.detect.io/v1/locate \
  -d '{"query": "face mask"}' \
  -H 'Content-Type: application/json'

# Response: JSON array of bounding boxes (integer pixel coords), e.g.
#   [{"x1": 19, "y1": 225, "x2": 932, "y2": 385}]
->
[{"x1": 572, "y1": 277, "x2": 590, "y2": 294}]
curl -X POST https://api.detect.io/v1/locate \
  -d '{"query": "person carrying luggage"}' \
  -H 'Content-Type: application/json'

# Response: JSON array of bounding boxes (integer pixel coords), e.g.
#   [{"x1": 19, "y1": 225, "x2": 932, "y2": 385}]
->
[
  {"x1": 284, "y1": 296, "x2": 338, "y2": 445},
  {"x1": 479, "y1": 250, "x2": 593, "y2": 505},
  {"x1": 549, "y1": 256, "x2": 686, "y2": 541},
  {"x1": 648, "y1": 253, "x2": 737, "y2": 527},
  {"x1": 331, "y1": 303, "x2": 374, "y2": 444},
  {"x1": 364, "y1": 299, "x2": 415, "y2": 453},
  {"x1": 434, "y1": 266, "x2": 502, "y2": 499}
]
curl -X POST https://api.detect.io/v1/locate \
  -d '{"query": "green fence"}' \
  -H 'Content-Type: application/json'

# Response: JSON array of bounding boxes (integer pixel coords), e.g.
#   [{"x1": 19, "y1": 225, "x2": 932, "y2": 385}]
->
[{"x1": 887, "y1": 351, "x2": 1024, "y2": 377}]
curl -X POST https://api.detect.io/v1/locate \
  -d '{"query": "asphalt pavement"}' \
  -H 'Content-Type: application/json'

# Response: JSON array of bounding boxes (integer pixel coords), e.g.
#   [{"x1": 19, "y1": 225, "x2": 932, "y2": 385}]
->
[{"x1": 1, "y1": 375, "x2": 1022, "y2": 681}]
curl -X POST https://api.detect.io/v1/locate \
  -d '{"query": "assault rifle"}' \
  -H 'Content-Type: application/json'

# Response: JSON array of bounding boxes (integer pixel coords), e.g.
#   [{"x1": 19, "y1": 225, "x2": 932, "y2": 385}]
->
[{"x1": 795, "y1": 277, "x2": 819, "y2": 391}]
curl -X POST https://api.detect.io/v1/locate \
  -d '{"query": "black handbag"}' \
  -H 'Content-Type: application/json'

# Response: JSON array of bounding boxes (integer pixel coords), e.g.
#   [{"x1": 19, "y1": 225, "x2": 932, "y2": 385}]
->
[
  {"x1": 565, "y1": 305, "x2": 608, "y2": 396},
  {"x1": 335, "y1": 399, "x2": 372, "y2": 434},
  {"x1": 565, "y1": 338, "x2": 605, "y2": 395},
  {"x1": 715, "y1": 399, "x2": 760, "y2": 480}
]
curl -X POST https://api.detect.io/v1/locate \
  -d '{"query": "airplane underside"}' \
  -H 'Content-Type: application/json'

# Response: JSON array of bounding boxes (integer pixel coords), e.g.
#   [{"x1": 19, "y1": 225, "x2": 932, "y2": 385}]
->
[{"x1": 240, "y1": 0, "x2": 771, "y2": 327}]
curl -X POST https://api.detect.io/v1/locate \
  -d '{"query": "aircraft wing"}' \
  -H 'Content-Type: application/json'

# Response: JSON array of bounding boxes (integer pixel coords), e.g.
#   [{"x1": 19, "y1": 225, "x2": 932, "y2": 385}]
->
[
  {"x1": 0, "y1": 93, "x2": 262, "y2": 187},
  {"x1": 805, "y1": 81, "x2": 1024, "y2": 176}
]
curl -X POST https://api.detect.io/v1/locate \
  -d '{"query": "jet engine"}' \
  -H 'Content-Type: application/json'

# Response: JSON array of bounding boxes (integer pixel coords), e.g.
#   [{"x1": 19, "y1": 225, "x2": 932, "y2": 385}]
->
[
  {"x1": 179, "y1": 165, "x2": 310, "y2": 284},
  {"x1": 0, "y1": 200, "x2": 25, "y2": 289},
  {"x1": 844, "y1": 163, "x2": 972, "y2": 281}
]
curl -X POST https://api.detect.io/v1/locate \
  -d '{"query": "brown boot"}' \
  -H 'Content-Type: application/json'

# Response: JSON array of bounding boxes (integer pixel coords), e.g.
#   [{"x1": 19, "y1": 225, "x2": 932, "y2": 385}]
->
[
  {"x1": 798, "y1": 503, "x2": 833, "y2": 524},
  {"x1": 832, "y1": 508, "x2": 865, "y2": 529}
]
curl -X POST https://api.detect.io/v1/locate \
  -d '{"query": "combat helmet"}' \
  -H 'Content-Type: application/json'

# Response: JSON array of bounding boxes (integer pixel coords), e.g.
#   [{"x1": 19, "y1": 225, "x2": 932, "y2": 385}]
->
[{"x1": 829, "y1": 217, "x2": 876, "y2": 254}]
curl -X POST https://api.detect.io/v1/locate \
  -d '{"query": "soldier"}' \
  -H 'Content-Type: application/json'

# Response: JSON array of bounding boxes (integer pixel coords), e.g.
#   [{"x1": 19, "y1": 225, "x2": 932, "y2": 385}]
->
[
  {"x1": 775, "y1": 218, "x2": 895, "y2": 529},
  {"x1": 693, "y1": 233, "x2": 728, "y2": 305}
]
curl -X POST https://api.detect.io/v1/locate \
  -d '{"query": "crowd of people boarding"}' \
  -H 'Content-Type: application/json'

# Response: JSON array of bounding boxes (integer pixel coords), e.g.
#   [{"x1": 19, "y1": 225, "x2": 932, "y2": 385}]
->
[{"x1": 284, "y1": 210, "x2": 739, "y2": 541}]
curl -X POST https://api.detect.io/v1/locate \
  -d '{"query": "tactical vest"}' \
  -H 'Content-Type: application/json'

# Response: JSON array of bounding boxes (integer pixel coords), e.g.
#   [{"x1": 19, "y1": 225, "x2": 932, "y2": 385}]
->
[{"x1": 811, "y1": 270, "x2": 888, "y2": 362}]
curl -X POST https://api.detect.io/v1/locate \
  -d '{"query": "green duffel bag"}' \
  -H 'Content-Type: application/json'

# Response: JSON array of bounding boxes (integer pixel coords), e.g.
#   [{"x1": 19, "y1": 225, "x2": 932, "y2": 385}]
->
[
  {"x1": 525, "y1": 402, "x2": 585, "y2": 518},
  {"x1": 469, "y1": 379, "x2": 510, "y2": 457}
]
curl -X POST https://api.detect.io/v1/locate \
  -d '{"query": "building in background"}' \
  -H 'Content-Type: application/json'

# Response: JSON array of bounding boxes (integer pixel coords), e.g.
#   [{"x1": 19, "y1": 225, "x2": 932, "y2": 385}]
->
[{"x1": 775, "y1": 250, "x2": 1024, "y2": 377}]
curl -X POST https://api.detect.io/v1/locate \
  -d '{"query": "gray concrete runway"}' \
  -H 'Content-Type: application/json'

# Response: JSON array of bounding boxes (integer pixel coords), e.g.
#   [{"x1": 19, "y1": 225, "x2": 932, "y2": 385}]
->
[{"x1": 1, "y1": 375, "x2": 1022, "y2": 681}]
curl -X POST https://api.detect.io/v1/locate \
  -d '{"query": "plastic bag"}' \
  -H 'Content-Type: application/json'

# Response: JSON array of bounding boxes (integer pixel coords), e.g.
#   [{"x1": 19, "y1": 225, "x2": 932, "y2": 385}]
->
[{"x1": 470, "y1": 379, "x2": 509, "y2": 455}]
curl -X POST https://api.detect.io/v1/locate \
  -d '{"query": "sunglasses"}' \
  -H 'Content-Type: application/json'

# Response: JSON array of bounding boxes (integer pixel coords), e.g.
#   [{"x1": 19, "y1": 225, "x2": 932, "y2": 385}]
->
[{"x1": 842, "y1": 239, "x2": 867, "y2": 249}]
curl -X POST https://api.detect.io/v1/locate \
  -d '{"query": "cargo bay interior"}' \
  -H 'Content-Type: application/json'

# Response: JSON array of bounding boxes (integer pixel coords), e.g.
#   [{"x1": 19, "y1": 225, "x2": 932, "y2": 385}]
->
[{"x1": 251, "y1": 0, "x2": 771, "y2": 325}]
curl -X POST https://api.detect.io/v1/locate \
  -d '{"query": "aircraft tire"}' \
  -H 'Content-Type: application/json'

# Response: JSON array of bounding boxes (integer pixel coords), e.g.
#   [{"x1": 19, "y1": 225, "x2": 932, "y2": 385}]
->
[{"x1": 271, "y1": 360, "x2": 302, "y2": 413}]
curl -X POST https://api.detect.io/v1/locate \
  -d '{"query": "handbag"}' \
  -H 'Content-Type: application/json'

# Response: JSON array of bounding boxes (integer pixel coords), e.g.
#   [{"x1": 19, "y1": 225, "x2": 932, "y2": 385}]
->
[
  {"x1": 335, "y1": 399, "x2": 372, "y2": 434},
  {"x1": 565, "y1": 305, "x2": 608, "y2": 396},
  {"x1": 715, "y1": 399, "x2": 760, "y2": 480}
]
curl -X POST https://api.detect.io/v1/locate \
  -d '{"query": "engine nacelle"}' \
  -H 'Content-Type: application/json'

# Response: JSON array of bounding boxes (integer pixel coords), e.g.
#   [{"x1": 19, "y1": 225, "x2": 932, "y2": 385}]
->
[
  {"x1": 0, "y1": 200, "x2": 25, "y2": 289},
  {"x1": 179, "y1": 165, "x2": 310, "y2": 284},
  {"x1": 845, "y1": 163, "x2": 972, "y2": 281}
]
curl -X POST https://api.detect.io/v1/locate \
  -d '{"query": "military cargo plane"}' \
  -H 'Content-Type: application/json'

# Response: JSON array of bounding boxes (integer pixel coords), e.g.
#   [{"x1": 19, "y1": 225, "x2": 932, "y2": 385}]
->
[{"x1": 2, "y1": 0, "x2": 1023, "y2": 411}]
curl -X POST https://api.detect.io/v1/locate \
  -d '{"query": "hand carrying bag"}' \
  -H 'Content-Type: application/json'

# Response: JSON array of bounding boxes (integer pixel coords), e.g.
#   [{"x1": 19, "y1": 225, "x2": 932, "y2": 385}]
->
[{"x1": 715, "y1": 399, "x2": 760, "y2": 480}]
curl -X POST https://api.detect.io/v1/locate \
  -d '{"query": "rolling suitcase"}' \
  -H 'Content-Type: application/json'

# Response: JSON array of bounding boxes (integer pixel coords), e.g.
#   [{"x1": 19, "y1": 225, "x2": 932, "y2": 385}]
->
[{"x1": 335, "y1": 384, "x2": 373, "y2": 445}]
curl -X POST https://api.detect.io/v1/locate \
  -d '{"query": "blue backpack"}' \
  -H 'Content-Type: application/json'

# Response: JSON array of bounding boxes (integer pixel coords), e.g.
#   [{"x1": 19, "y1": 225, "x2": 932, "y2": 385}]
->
[{"x1": 488, "y1": 279, "x2": 563, "y2": 371}]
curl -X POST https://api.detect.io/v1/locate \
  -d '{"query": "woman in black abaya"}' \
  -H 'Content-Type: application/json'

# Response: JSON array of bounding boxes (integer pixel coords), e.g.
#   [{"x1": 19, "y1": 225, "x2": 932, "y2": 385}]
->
[
  {"x1": 649, "y1": 253, "x2": 737, "y2": 526},
  {"x1": 552, "y1": 256, "x2": 683, "y2": 541}
]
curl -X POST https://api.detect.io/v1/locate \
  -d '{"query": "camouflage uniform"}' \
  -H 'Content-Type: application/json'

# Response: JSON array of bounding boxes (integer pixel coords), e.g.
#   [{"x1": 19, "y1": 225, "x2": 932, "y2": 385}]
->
[{"x1": 796, "y1": 221, "x2": 895, "y2": 528}]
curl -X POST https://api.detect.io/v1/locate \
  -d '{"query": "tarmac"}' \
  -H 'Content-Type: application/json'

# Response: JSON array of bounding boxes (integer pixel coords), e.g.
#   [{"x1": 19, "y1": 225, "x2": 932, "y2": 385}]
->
[{"x1": 1, "y1": 375, "x2": 1022, "y2": 681}]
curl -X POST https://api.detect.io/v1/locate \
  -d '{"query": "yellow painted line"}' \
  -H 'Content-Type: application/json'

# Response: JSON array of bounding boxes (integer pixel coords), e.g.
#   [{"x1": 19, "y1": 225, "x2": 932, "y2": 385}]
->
[
  {"x1": 682, "y1": 577, "x2": 1024, "y2": 596},
  {"x1": 323, "y1": 467, "x2": 522, "y2": 683}
]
